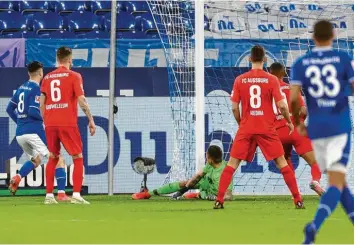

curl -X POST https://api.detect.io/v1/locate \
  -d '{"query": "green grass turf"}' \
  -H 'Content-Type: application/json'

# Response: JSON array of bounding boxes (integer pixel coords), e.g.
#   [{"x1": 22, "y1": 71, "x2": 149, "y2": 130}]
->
[{"x1": 0, "y1": 195, "x2": 353, "y2": 244}]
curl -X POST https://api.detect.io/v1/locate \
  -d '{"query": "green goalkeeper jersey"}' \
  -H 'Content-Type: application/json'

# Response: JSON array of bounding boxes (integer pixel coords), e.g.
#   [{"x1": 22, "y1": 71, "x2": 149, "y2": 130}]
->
[{"x1": 198, "y1": 161, "x2": 233, "y2": 198}]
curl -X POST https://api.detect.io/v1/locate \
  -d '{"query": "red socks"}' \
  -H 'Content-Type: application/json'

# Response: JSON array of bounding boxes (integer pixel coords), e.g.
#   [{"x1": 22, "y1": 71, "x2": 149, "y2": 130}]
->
[
  {"x1": 280, "y1": 165, "x2": 301, "y2": 201},
  {"x1": 46, "y1": 158, "x2": 58, "y2": 194},
  {"x1": 217, "y1": 165, "x2": 235, "y2": 203},
  {"x1": 286, "y1": 158, "x2": 295, "y2": 173},
  {"x1": 73, "y1": 158, "x2": 84, "y2": 193},
  {"x1": 310, "y1": 163, "x2": 321, "y2": 182}
]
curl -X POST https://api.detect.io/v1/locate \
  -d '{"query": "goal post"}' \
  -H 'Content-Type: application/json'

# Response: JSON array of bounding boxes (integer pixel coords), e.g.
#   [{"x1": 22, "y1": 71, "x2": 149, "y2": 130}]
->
[{"x1": 148, "y1": 0, "x2": 354, "y2": 193}]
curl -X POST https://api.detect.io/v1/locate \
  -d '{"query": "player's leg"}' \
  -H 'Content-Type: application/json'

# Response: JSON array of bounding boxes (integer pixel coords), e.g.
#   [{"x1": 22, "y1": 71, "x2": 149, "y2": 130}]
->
[
  {"x1": 283, "y1": 144, "x2": 294, "y2": 172},
  {"x1": 58, "y1": 127, "x2": 88, "y2": 204},
  {"x1": 132, "y1": 181, "x2": 186, "y2": 200},
  {"x1": 55, "y1": 157, "x2": 70, "y2": 201},
  {"x1": 214, "y1": 133, "x2": 252, "y2": 208},
  {"x1": 10, "y1": 135, "x2": 46, "y2": 195},
  {"x1": 44, "y1": 127, "x2": 61, "y2": 204},
  {"x1": 293, "y1": 133, "x2": 324, "y2": 195},
  {"x1": 257, "y1": 134, "x2": 303, "y2": 208},
  {"x1": 303, "y1": 133, "x2": 351, "y2": 244},
  {"x1": 340, "y1": 182, "x2": 354, "y2": 224},
  {"x1": 277, "y1": 126, "x2": 295, "y2": 172},
  {"x1": 300, "y1": 151, "x2": 324, "y2": 196}
]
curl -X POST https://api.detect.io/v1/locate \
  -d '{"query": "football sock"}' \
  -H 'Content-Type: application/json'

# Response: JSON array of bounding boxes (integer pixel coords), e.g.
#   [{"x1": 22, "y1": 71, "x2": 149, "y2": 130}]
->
[
  {"x1": 280, "y1": 165, "x2": 301, "y2": 200},
  {"x1": 149, "y1": 182, "x2": 180, "y2": 195},
  {"x1": 216, "y1": 165, "x2": 235, "y2": 202},
  {"x1": 46, "y1": 158, "x2": 58, "y2": 194},
  {"x1": 340, "y1": 186, "x2": 354, "y2": 224},
  {"x1": 310, "y1": 163, "x2": 322, "y2": 182},
  {"x1": 55, "y1": 167, "x2": 66, "y2": 193},
  {"x1": 18, "y1": 160, "x2": 36, "y2": 179},
  {"x1": 286, "y1": 158, "x2": 295, "y2": 172},
  {"x1": 313, "y1": 186, "x2": 341, "y2": 231},
  {"x1": 73, "y1": 158, "x2": 84, "y2": 193}
]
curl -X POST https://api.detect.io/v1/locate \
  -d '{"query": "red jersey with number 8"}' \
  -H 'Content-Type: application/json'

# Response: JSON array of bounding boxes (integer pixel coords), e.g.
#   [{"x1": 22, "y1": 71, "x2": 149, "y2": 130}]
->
[
  {"x1": 231, "y1": 69, "x2": 283, "y2": 134},
  {"x1": 41, "y1": 66, "x2": 84, "y2": 127}
]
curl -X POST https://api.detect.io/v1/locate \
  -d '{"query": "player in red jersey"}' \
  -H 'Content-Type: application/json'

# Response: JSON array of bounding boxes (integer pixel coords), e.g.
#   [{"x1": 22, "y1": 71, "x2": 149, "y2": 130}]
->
[
  {"x1": 40, "y1": 46, "x2": 96, "y2": 204},
  {"x1": 214, "y1": 46, "x2": 303, "y2": 209},
  {"x1": 269, "y1": 62, "x2": 324, "y2": 196}
]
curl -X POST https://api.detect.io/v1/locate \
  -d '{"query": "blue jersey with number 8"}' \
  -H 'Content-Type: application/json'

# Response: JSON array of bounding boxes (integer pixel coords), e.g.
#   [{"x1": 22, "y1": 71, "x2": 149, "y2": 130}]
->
[
  {"x1": 291, "y1": 47, "x2": 354, "y2": 139},
  {"x1": 6, "y1": 81, "x2": 44, "y2": 138}
]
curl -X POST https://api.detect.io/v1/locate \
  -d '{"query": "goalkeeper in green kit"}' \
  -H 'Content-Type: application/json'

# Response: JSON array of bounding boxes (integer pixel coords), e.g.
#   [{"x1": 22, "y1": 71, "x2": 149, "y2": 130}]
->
[{"x1": 132, "y1": 140, "x2": 233, "y2": 201}]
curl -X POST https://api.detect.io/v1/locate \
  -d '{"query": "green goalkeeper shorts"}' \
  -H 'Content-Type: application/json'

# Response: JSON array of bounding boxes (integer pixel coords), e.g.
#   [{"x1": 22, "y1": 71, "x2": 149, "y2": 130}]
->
[{"x1": 194, "y1": 177, "x2": 217, "y2": 200}]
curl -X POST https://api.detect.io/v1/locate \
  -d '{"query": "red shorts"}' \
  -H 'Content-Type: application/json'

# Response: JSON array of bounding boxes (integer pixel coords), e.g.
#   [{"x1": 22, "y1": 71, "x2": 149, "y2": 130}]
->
[
  {"x1": 230, "y1": 131, "x2": 284, "y2": 162},
  {"x1": 276, "y1": 126, "x2": 313, "y2": 159},
  {"x1": 45, "y1": 126, "x2": 83, "y2": 156}
]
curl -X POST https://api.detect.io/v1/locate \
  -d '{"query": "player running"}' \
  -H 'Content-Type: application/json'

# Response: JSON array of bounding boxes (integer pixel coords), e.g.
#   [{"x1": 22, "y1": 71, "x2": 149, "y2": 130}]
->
[
  {"x1": 269, "y1": 62, "x2": 324, "y2": 196},
  {"x1": 6, "y1": 61, "x2": 69, "y2": 202},
  {"x1": 215, "y1": 45, "x2": 303, "y2": 209},
  {"x1": 131, "y1": 141, "x2": 233, "y2": 201},
  {"x1": 40, "y1": 47, "x2": 96, "y2": 205},
  {"x1": 290, "y1": 20, "x2": 354, "y2": 244}
]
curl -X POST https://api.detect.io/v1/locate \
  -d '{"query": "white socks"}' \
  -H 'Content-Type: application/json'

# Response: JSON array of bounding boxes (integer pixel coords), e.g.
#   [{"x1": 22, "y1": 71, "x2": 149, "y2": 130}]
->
[
  {"x1": 72, "y1": 192, "x2": 81, "y2": 198},
  {"x1": 46, "y1": 193, "x2": 54, "y2": 198}
]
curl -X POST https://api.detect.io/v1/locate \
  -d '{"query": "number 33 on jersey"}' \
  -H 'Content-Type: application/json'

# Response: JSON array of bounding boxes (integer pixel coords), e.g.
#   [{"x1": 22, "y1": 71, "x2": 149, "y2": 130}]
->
[
  {"x1": 40, "y1": 66, "x2": 84, "y2": 127},
  {"x1": 230, "y1": 69, "x2": 284, "y2": 134}
]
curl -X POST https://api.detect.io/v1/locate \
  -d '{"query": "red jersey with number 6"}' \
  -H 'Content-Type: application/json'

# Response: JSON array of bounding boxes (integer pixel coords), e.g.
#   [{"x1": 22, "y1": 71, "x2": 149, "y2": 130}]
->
[
  {"x1": 274, "y1": 79, "x2": 306, "y2": 129},
  {"x1": 41, "y1": 66, "x2": 84, "y2": 127},
  {"x1": 231, "y1": 69, "x2": 283, "y2": 134}
]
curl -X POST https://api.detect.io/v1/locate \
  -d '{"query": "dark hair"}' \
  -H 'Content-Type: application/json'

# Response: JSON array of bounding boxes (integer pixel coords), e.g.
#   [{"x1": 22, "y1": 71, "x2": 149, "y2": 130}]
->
[
  {"x1": 57, "y1": 46, "x2": 72, "y2": 62},
  {"x1": 250, "y1": 45, "x2": 265, "y2": 62},
  {"x1": 27, "y1": 61, "x2": 43, "y2": 74},
  {"x1": 207, "y1": 145, "x2": 223, "y2": 163},
  {"x1": 313, "y1": 20, "x2": 333, "y2": 42},
  {"x1": 269, "y1": 62, "x2": 285, "y2": 78}
]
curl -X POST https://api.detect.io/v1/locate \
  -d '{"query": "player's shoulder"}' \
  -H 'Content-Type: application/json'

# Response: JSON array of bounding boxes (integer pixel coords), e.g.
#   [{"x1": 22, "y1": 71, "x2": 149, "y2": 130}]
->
[
  {"x1": 335, "y1": 50, "x2": 352, "y2": 61},
  {"x1": 68, "y1": 69, "x2": 82, "y2": 79}
]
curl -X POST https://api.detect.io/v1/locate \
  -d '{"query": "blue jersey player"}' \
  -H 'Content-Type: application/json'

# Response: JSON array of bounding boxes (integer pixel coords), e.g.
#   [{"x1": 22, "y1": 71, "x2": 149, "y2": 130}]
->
[
  {"x1": 290, "y1": 20, "x2": 354, "y2": 244},
  {"x1": 6, "y1": 61, "x2": 69, "y2": 204}
]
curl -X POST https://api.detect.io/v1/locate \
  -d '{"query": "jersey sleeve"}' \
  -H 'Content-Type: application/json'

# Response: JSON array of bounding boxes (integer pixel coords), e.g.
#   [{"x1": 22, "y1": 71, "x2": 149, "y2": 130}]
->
[
  {"x1": 73, "y1": 73, "x2": 84, "y2": 97},
  {"x1": 230, "y1": 77, "x2": 240, "y2": 103},
  {"x1": 28, "y1": 87, "x2": 42, "y2": 121},
  {"x1": 290, "y1": 59, "x2": 304, "y2": 86},
  {"x1": 6, "y1": 91, "x2": 18, "y2": 123},
  {"x1": 271, "y1": 77, "x2": 283, "y2": 103},
  {"x1": 344, "y1": 53, "x2": 354, "y2": 83}
]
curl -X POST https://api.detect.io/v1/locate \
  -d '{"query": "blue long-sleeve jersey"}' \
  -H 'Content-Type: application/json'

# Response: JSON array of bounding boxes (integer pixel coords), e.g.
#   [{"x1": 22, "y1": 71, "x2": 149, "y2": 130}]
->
[{"x1": 6, "y1": 80, "x2": 46, "y2": 142}]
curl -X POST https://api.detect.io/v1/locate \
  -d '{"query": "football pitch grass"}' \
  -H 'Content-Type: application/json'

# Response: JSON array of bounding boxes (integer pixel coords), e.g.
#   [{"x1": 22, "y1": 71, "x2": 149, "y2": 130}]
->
[{"x1": 0, "y1": 195, "x2": 353, "y2": 244}]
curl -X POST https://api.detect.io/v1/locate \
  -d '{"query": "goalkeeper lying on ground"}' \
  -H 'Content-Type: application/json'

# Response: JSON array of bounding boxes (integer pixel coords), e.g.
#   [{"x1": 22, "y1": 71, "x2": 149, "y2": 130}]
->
[{"x1": 132, "y1": 140, "x2": 233, "y2": 201}]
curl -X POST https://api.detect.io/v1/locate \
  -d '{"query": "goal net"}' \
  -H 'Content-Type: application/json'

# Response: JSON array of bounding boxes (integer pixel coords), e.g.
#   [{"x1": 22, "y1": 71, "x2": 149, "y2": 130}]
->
[{"x1": 148, "y1": 0, "x2": 354, "y2": 194}]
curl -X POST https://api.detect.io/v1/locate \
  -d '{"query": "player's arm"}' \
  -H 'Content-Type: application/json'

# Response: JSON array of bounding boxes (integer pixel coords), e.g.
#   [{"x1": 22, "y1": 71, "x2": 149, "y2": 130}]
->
[
  {"x1": 40, "y1": 93, "x2": 46, "y2": 117},
  {"x1": 298, "y1": 93, "x2": 307, "y2": 119},
  {"x1": 232, "y1": 102, "x2": 241, "y2": 125},
  {"x1": 6, "y1": 94, "x2": 18, "y2": 123},
  {"x1": 75, "y1": 74, "x2": 96, "y2": 136},
  {"x1": 78, "y1": 95, "x2": 95, "y2": 136},
  {"x1": 230, "y1": 78, "x2": 241, "y2": 125},
  {"x1": 186, "y1": 171, "x2": 205, "y2": 188},
  {"x1": 290, "y1": 85, "x2": 302, "y2": 125}
]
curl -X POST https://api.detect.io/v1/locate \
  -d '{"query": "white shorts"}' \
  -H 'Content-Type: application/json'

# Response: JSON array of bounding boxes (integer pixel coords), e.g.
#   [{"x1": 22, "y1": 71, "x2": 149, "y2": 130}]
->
[
  {"x1": 16, "y1": 134, "x2": 49, "y2": 160},
  {"x1": 312, "y1": 133, "x2": 352, "y2": 174}
]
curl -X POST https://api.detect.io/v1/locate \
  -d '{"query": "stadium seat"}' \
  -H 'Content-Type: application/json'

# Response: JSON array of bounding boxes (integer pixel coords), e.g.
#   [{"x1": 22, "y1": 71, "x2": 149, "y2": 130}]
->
[
  {"x1": 90, "y1": 1, "x2": 114, "y2": 15},
  {"x1": 36, "y1": 30, "x2": 76, "y2": 38},
  {"x1": 18, "y1": 1, "x2": 51, "y2": 14},
  {"x1": 53, "y1": 1, "x2": 87, "y2": 16},
  {"x1": 30, "y1": 12, "x2": 66, "y2": 34},
  {"x1": 182, "y1": 11, "x2": 210, "y2": 31},
  {"x1": 104, "y1": 12, "x2": 135, "y2": 32},
  {"x1": 76, "y1": 30, "x2": 110, "y2": 39},
  {"x1": 134, "y1": 13, "x2": 159, "y2": 37},
  {"x1": 121, "y1": 1, "x2": 149, "y2": 15},
  {"x1": 1, "y1": 30, "x2": 34, "y2": 38},
  {"x1": 68, "y1": 11, "x2": 102, "y2": 33},
  {"x1": 0, "y1": 11, "x2": 28, "y2": 34},
  {"x1": 0, "y1": 1, "x2": 16, "y2": 12}
]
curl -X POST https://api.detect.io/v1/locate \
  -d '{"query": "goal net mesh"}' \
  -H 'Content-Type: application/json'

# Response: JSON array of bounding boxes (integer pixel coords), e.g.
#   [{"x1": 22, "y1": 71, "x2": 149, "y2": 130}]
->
[{"x1": 148, "y1": 0, "x2": 354, "y2": 194}]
